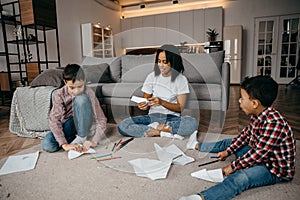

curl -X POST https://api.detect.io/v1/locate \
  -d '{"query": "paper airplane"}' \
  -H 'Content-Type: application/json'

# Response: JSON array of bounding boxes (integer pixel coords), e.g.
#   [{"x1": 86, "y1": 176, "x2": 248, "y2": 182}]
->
[
  {"x1": 128, "y1": 158, "x2": 172, "y2": 180},
  {"x1": 154, "y1": 143, "x2": 194, "y2": 165},
  {"x1": 129, "y1": 143, "x2": 194, "y2": 180},
  {"x1": 68, "y1": 148, "x2": 96, "y2": 160}
]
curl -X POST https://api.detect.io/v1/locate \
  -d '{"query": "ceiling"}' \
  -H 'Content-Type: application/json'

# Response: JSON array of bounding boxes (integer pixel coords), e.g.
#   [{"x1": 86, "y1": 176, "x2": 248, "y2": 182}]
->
[
  {"x1": 112, "y1": 0, "x2": 219, "y2": 8},
  {"x1": 98, "y1": 0, "x2": 235, "y2": 17},
  {"x1": 117, "y1": 0, "x2": 173, "y2": 8}
]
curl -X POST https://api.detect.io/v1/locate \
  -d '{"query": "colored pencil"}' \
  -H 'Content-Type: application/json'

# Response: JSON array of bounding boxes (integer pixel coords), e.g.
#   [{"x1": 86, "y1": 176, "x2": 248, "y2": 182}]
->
[
  {"x1": 198, "y1": 159, "x2": 219, "y2": 167},
  {"x1": 114, "y1": 137, "x2": 134, "y2": 152},
  {"x1": 91, "y1": 153, "x2": 112, "y2": 160},
  {"x1": 111, "y1": 143, "x2": 117, "y2": 151},
  {"x1": 96, "y1": 156, "x2": 122, "y2": 162},
  {"x1": 120, "y1": 137, "x2": 134, "y2": 145},
  {"x1": 116, "y1": 139, "x2": 122, "y2": 146},
  {"x1": 210, "y1": 156, "x2": 219, "y2": 159}
]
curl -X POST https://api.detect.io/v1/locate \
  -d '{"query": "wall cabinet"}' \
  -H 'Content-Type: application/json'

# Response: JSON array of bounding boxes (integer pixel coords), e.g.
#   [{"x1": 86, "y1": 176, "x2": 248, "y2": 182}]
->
[
  {"x1": 120, "y1": 7, "x2": 223, "y2": 49},
  {"x1": 81, "y1": 23, "x2": 114, "y2": 58}
]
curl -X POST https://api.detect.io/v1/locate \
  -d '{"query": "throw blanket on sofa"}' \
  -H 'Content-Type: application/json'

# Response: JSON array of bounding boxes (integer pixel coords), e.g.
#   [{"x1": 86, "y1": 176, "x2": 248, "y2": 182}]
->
[{"x1": 9, "y1": 86, "x2": 57, "y2": 138}]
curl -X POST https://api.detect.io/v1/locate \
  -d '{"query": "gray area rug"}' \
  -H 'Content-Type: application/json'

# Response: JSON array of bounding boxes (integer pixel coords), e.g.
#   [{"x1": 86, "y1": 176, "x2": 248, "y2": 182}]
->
[{"x1": 0, "y1": 124, "x2": 299, "y2": 200}]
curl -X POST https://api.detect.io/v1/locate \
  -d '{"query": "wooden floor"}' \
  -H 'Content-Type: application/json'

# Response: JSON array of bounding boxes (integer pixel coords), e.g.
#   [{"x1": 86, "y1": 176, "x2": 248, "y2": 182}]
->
[{"x1": 0, "y1": 85, "x2": 299, "y2": 159}]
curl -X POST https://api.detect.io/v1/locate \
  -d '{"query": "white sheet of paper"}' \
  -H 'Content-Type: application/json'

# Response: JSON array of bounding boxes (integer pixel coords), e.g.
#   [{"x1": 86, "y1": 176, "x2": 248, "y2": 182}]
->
[
  {"x1": 191, "y1": 168, "x2": 224, "y2": 183},
  {"x1": 155, "y1": 143, "x2": 195, "y2": 165},
  {"x1": 128, "y1": 158, "x2": 172, "y2": 180},
  {"x1": 0, "y1": 151, "x2": 39, "y2": 176},
  {"x1": 68, "y1": 148, "x2": 96, "y2": 160},
  {"x1": 128, "y1": 143, "x2": 195, "y2": 180},
  {"x1": 130, "y1": 96, "x2": 148, "y2": 104}
]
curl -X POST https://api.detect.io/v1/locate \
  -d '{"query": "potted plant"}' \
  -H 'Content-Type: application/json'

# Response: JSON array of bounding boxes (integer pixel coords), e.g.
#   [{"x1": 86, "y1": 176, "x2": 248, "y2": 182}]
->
[{"x1": 206, "y1": 28, "x2": 219, "y2": 41}]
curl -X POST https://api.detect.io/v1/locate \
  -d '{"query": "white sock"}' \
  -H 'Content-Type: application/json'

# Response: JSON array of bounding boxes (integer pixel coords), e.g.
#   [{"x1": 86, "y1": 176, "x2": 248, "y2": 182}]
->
[
  {"x1": 71, "y1": 135, "x2": 87, "y2": 145},
  {"x1": 173, "y1": 134, "x2": 184, "y2": 140},
  {"x1": 148, "y1": 122, "x2": 159, "y2": 129},
  {"x1": 186, "y1": 130, "x2": 198, "y2": 150},
  {"x1": 179, "y1": 195, "x2": 202, "y2": 200}
]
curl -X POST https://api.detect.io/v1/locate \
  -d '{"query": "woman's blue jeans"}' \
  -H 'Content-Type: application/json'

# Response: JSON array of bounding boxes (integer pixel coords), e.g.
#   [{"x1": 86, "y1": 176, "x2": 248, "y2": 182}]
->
[
  {"x1": 197, "y1": 139, "x2": 282, "y2": 200},
  {"x1": 41, "y1": 94, "x2": 92, "y2": 152},
  {"x1": 118, "y1": 113, "x2": 198, "y2": 137}
]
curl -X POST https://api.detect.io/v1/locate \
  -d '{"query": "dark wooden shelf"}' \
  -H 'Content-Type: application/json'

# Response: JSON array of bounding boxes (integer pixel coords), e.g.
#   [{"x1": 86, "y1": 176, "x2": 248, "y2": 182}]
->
[
  {"x1": 0, "y1": 15, "x2": 21, "y2": 25},
  {"x1": 7, "y1": 39, "x2": 45, "y2": 45}
]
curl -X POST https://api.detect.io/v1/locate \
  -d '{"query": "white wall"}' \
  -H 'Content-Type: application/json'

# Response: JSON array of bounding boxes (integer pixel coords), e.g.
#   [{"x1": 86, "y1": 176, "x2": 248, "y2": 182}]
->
[
  {"x1": 56, "y1": 0, "x2": 120, "y2": 67},
  {"x1": 222, "y1": 0, "x2": 300, "y2": 78}
]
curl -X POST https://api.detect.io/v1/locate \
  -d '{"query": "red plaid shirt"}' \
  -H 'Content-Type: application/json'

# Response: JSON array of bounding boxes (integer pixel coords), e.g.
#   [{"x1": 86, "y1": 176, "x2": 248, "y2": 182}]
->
[{"x1": 227, "y1": 107, "x2": 296, "y2": 179}]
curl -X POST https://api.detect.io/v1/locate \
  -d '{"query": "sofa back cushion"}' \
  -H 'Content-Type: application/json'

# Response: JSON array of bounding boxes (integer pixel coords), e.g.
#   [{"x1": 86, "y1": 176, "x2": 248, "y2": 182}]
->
[
  {"x1": 121, "y1": 54, "x2": 156, "y2": 83},
  {"x1": 82, "y1": 63, "x2": 114, "y2": 84},
  {"x1": 30, "y1": 68, "x2": 64, "y2": 88},
  {"x1": 182, "y1": 51, "x2": 224, "y2": 84},
  {"x1": 81, "y1": 56, "x2": 121, "y2": 82}
]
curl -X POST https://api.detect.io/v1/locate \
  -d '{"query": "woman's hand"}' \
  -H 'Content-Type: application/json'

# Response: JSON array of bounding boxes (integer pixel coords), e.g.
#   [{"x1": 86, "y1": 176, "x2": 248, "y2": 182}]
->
[
  {"x1": 138, "y1": 102, "x2": 149, "y2": 110},
  {"x1": 148, "y1": 97, "x2": 161, "y2": 107}
]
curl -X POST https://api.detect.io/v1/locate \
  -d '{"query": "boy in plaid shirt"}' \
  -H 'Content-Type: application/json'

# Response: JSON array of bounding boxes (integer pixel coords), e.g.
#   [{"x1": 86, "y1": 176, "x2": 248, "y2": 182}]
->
[{"x1": 182, "y1": 75, "x2": 296, "y2": 200}]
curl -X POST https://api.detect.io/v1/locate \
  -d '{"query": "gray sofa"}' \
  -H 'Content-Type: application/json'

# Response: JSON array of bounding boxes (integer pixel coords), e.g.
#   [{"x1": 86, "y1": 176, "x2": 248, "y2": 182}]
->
[
  {"x1": 9, "y1": 51, "x2": 229, "y2": 138},
  {"x1": 82, "y1": 51, "x2": 230, "y2": 116}
]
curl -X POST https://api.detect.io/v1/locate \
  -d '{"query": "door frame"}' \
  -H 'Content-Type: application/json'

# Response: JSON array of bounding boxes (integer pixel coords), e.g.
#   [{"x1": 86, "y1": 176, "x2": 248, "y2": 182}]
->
[
  {"x1": 276, "y1": 14, "x2": 300, "y2": 84},
  {"x1": 253, "y1": 16, "x2": 279, "y2": 80}
]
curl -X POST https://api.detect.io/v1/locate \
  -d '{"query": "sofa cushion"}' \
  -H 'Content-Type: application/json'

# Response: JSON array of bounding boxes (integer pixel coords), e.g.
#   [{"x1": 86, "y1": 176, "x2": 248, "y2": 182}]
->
[
  {"x1": 81, "y1": 56, "x2": 121, "y2": 83},
  {"x1": 182, "y1": 51, "x2": 224, "y2": 83},
  {"x1": 101, "y1": 83, "x2": 144, "y2": 98},
  {"x1": 109, "y1": 57, "x2": 121, "y2": 82},
  {"x1": 121, "y1": 54, "x2": 156, "y2": 83},
  {"x1": 189, "y1": 83, "x2": 222, "y2": 101},
  {"x1": 82, "y1": 63, "x2": 114, "y2": 84},
  {"x1": 30, "y1": 68, "x2": 64, "y2": 87}
]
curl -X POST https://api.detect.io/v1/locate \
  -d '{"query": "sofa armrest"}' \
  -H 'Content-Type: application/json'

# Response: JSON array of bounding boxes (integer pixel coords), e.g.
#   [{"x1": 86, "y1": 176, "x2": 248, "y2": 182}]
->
[{"x1": 221, "y1": 62, "x2": 230, "y2": 111}]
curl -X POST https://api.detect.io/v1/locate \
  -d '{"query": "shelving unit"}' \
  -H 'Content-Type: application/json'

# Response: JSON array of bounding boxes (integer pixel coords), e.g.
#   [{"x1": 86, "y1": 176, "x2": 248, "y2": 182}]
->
[
  {"x1": 0, "y1": 1, "x2": 24, "y2": 93},
  {"x1": 0, "y1": 0, "x2": 60, "y2": 97},
  {"x1": 81, "y1": 23, "x2": 114, "y2": 58}
]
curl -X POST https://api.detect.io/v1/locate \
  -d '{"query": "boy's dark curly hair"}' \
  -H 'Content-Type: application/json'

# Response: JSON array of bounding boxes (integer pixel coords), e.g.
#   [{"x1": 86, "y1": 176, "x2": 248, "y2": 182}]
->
[
  {"x1": 63, "y1": 64, "x2": 85, "y2": 83},
  {"x1": 241, "y1": 76, "x2": 278, "y2": 107}
]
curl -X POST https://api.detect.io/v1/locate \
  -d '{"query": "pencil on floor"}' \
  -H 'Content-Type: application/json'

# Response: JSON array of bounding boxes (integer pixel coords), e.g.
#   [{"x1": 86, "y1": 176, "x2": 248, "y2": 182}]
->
[
  {"x1": 111, "y1": 143, "x2": 117, "y2": 151},
  {"x1": 91, "y1": 153, "x2": 112, "y2": 160},
  {"x1": 114, "y1": 137, "x2": 134, "y2": 152},
  {"x1": 96, "y1": 156, "x2": 122, "y2": 162},
  {"x1": 120, "y1": 137, "x2": 134, "y2": 145},
  {"x1": 198, "y1": 159, "x2": 219, "y2": 167},
  {"x1": 210, "y1": 156, "x2": 219, "y2": 159},
  {"x1": 116, "y1": 139, "x2": 122, "y2": 146}
]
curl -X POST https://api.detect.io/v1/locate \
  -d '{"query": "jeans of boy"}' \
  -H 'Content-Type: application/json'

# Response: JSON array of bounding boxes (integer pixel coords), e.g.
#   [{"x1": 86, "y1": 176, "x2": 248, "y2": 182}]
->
[
  {"x1": 41, "y1": 94, "x2": 92, "y2": 152},
  {"x1": 118, "y1": 113, "x2": 198, "y2": 137},
  {"x1": 197, "y1": 139, "x2": 282, "y2": 200}
]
